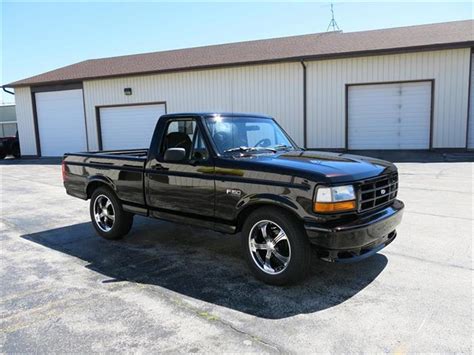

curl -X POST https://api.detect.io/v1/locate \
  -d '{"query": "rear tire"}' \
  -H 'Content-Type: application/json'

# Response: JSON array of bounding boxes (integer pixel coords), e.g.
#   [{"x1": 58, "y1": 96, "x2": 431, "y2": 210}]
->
[
  {"x1": 89, "y1": 187, "x2": 133, "y2": 240},
  {"x1": 241, "y1": 207, "x2": 312, "y2": 285},
  {"x1": 0, "y1": 151, "x2": 6, "y2": 160},
  {"x1": 12, "y1": 143, "x2": 20, "y2": 158}
]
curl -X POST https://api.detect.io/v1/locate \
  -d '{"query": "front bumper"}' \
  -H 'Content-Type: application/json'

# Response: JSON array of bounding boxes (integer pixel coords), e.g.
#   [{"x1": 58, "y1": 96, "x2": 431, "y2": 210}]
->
[{"x1": 304, "y1": 199, "x2": 404, "y2": 262}]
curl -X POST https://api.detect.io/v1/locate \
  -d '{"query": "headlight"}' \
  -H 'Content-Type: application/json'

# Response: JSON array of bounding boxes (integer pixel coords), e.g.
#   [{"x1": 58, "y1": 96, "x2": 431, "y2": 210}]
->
[{"x1": 314, "y1": 185, "x2": 356, "y2": 213}]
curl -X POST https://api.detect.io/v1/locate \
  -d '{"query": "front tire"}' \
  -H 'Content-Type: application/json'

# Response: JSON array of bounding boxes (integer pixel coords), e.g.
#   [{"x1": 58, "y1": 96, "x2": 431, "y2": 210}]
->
[
  {"x1": 89, "y1": 187, "x2": 133, "y2": 240},
  {"x1": 241, "y1": 207, "x2": 312, "y2": 285}
]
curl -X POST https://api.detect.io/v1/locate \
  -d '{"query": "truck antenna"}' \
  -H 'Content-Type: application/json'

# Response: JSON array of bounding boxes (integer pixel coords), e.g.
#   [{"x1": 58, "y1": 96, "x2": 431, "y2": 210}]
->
[{"x1": 326, "y1": 3, "x2": 340, "y2": 32}]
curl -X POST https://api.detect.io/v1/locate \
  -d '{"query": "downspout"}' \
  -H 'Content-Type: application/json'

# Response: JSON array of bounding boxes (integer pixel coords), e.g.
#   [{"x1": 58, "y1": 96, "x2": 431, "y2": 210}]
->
[
  {"x1": 300, "y1": 61, "x2": 307, "y2": 149},
  {"x1": 2, "y1": 86, "x2": 15, "y2": 96}
]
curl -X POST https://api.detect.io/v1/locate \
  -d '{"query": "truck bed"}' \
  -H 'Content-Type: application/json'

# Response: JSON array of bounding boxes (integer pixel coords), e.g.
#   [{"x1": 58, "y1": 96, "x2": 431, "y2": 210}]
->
[
  {"x1": 63, "y1": 149, "x2": 148, "y2": 208},
  {"x1": 65, "y1": 148, "x2": 149, "y2": 159}
]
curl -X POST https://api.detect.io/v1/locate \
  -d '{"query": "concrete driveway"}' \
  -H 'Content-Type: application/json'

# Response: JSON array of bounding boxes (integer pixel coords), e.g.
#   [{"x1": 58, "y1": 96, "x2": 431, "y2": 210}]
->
[{"x1": 1, "y1": 158, "x2": 472, "y2": 353}]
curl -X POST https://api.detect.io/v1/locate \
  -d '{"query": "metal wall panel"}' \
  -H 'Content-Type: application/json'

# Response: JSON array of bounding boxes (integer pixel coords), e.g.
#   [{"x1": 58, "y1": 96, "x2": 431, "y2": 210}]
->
[
  {"x1": 83, "y1": 63, "x2": 304, "y2": 151},
  {"x1": 306, "y1": 48, "x2": 471, "y2": 148},
  {"x1": 13, "y1": 87, "x2": 37, "y2": 155},
  {"x1": 16, "y1": 48, "x2": 467, "y2": 153}
]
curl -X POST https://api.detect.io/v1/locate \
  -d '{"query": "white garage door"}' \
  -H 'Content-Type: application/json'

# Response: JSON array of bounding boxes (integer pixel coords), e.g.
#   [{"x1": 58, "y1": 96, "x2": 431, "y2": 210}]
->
[
  {"x1": 35, "y1": 89, "x2": 87, "y2": 156},
  {"x1": 468, "y1": 54, "x2": 474, "y2": 149},
  {"x1": 99, "y1": 104, "x2": 166, "y2": 150},
  {"x1": 348, "y1": 81, "x2": 431, "y2": 149}
]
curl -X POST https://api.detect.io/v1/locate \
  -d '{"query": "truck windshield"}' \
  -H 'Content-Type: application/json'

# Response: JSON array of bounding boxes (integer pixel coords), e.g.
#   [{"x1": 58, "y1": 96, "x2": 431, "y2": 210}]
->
[{"x1": 205, "y1": 116, "x2": 296, "y2": 154}]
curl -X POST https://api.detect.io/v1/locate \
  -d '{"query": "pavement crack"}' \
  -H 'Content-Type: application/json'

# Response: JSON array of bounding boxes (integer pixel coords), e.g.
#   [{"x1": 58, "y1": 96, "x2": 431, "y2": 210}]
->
[
  {"x1": 214, "y1": 317, "x2": 282, "y2": 353},
  {"x1": 167, "y1": 295, "x2": 283, "y2": 352},
  {"x1": 0, "y1": 218, "x2": 29, "y2": 235},
  {"x1": 106, "y1": 281, "x2": 283, "y2": 352},
  {"x1": 384, "y1": 250, "x2": 472, "y2": 271},
  {"x1": 404, "y1": 210, "x2": 472, "y2": 221},
  {"x1": 401, "y1": 186, "x2": 472, "y2": 194},
  {"x1": 1, "y1": 174, "x2": 63, "y2": 189}
]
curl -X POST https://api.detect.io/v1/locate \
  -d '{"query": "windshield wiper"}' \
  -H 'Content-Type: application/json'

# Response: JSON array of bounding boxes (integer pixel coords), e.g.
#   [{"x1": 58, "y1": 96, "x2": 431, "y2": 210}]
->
[
  {"x1": 224, "y1": 146, "x2": 277, "y2": 153},
  {"x1": 272, "y1": 144, "x2": 293, "y2": 151}
]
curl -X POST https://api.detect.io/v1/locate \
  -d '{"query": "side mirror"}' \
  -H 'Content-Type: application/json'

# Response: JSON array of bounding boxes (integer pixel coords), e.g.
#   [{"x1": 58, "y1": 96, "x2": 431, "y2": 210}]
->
[{"x1": 164, "y1": 147, "x2": 186, "y2": 162}]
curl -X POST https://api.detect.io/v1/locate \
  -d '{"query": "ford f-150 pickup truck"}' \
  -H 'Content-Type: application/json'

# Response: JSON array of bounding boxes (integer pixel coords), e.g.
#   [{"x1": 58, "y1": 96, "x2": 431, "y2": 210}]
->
[{"x1": 63, "y1": 112, "x2": 404, "y2": 285}]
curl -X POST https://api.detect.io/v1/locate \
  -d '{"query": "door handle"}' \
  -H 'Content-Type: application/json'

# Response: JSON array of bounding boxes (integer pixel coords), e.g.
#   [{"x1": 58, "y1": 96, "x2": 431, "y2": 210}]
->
[{"x1": 150, "y1": 163, "x2": 163, "y2": 170}]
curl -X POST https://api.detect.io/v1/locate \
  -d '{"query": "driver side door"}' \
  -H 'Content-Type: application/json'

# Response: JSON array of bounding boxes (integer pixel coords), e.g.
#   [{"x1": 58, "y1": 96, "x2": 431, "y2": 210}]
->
[{"x1": 145, "y1": 118, "x2": 215, "y2": 219}]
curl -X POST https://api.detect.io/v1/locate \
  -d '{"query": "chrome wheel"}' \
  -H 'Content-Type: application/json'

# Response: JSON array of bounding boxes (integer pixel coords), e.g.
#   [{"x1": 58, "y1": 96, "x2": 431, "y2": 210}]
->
[
  {"x1": 248, "y1": 220, "x2": 291, "y2": 275},
  {"x1": 93, "y1": 194, "x2": 115, "y2": 232}
]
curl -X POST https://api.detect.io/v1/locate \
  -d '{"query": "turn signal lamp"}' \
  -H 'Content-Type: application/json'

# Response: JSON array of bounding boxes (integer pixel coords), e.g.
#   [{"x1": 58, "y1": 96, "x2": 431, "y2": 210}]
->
[{"x1": 313, "y1": 185, "x2": 356, "y2": 213}]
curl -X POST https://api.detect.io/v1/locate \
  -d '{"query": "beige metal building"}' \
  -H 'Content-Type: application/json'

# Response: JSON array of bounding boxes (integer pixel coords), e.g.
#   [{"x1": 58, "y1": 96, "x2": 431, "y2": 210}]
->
[{"x1": 4, "y1": 20, "x2": 474, "y2": 157}]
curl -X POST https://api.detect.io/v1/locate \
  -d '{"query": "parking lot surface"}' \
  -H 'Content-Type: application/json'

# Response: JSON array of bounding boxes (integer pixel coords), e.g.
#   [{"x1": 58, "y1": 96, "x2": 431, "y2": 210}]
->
[{"x1": 1, "y1": 158, "x2": 472, "y2": 353}]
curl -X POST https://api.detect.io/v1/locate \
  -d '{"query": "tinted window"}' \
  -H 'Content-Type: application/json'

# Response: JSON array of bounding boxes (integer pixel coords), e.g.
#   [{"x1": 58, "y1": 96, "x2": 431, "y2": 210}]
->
[{"x1": 162, "y1": 119, "x2": 209, "y2": 161}]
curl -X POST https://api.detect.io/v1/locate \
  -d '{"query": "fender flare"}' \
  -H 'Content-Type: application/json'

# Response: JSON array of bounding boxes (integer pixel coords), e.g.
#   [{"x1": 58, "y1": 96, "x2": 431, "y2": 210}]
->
[
  {"x1": 234, "y1": 193, "x2": 302, "y2": 226},
  {"x1": 85, "y1": 175, "x2": 117, "y2": 198}
]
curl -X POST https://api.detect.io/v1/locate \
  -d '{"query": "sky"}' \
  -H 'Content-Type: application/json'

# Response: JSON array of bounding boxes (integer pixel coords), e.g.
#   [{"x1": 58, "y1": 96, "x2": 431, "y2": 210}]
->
[{"x1": 1, "y1": 1, "x2": 472, "y2": 103}]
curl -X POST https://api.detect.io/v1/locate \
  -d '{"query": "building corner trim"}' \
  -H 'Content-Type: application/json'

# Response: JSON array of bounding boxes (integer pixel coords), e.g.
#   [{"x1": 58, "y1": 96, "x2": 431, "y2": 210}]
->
[{"x1": 300, "y1": 60, "x2": 307, "y2": 149}]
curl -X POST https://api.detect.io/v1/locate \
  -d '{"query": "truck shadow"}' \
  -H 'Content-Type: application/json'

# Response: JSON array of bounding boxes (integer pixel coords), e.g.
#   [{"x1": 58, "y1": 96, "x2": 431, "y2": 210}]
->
[{"x1": 22, "y1": 217, "x2": 387, "y2": 319}]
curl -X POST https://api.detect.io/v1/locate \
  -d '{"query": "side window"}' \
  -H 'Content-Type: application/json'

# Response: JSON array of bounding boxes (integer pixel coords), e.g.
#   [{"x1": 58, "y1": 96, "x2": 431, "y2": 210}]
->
[{"x1": 161, "y1": 119, "x2": 209, "y2": 162}]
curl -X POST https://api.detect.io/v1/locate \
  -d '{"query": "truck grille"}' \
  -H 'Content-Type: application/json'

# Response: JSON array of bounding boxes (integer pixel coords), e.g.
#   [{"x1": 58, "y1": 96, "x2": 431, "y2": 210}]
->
[{"x1": 358, "y1": 173, "x2": 398, "y2": 212}]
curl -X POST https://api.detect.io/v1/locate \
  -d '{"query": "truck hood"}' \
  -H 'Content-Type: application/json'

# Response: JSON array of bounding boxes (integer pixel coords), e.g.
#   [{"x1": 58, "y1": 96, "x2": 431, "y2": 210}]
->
[{"x1": 236, "y1": 150, "x2": 396, "y2": 183}]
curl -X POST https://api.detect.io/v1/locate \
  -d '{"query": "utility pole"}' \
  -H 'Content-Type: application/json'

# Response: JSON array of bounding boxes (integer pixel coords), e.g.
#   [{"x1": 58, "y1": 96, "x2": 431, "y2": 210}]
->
[{"x1": 327, "y1": 3, "x2": 340, "y2": 32}]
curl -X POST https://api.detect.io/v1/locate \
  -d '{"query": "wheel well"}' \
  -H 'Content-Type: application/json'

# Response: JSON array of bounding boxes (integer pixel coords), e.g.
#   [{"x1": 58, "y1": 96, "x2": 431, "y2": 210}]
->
[
  {"x1": 236, "y1": 203, "x2": 301, "y2": 233},
  {"x1": 86, "y1": 181, "x2": 113, "y2": 199}
]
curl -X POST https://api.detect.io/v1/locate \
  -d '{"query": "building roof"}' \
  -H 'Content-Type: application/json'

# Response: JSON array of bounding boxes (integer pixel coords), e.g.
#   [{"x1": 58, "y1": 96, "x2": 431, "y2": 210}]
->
[{"x1": 5, "y1": 20, "x2": 473, "y2": 88}]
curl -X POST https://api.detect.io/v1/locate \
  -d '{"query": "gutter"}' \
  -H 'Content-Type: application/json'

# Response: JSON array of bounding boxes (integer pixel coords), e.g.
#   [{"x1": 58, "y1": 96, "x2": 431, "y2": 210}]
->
[
  {"x1": 2, "y1": 87, "x2": 14, "y2": 96},
  {"x1": 300, "y1": 60, "x2": 307, "y2": 149}
]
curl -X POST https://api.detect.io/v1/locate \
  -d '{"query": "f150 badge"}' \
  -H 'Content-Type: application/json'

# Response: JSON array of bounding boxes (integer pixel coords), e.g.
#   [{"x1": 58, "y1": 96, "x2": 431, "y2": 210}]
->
[{"x1": 226, "y1": 188, "x2": 242, "y2": 196}]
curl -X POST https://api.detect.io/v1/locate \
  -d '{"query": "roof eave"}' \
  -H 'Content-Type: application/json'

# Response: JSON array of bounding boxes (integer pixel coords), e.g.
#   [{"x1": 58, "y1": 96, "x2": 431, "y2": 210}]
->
[{"x1": 4, "y1": 40, "x2": 474, "y2": 89}]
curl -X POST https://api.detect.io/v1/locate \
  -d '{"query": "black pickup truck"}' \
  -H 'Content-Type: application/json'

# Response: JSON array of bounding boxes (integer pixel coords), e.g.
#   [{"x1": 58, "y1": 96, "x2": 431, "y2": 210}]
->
[
  {"x1": 63, "y1": 112, "x2": 404, "y2": 285},
  {"x1": 0, "y1": 131, "x2": 20, "y2": 159}
]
